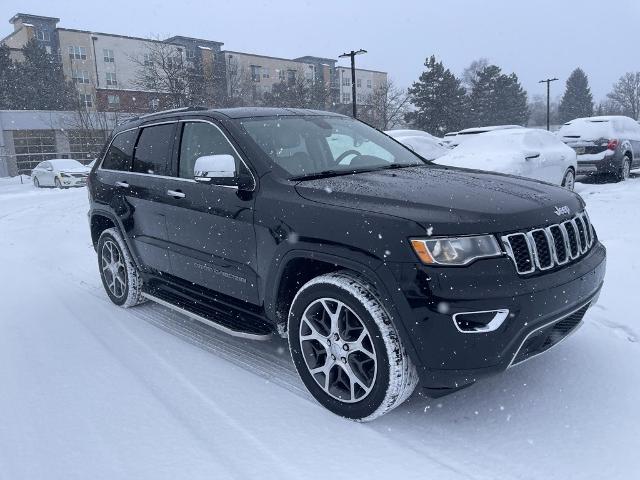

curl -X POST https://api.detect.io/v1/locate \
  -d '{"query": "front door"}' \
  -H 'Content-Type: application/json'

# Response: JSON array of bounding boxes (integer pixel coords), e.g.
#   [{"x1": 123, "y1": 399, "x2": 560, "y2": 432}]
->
[{"x1": 162, "y1": 119, "x2": 259, "y2": 304}]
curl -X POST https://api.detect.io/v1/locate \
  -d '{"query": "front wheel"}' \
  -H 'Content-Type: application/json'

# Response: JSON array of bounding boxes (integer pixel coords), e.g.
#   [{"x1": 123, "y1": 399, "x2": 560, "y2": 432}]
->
[
  {"x1": 54, "y1": 177, "x2": 63, "y2": 189},
  {"x1": 561, "y1": 168, "x2": 575, "y2": 190},
  {"x1": 33, "y1": 177, "x2": 40, "y2": 188},
  {"x1": 288, "y1": 272, "x2": 418, "y2": 421}
]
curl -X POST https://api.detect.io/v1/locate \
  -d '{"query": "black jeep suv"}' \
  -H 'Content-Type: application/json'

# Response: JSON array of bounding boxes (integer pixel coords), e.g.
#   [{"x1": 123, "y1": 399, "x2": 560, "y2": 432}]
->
[{"x1": 88, "y1": 107, "x2": 606, "y2": 421}]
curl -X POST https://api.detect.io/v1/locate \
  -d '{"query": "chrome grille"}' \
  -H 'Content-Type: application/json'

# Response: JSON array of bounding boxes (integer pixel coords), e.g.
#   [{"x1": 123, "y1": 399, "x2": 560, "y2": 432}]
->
[{"x1": 502, "y1": 212, "x2": 595, "y2": 275}]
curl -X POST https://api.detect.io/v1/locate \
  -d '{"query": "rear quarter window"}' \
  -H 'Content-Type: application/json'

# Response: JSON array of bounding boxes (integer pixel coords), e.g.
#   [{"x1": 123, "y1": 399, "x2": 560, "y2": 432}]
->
[{"x1": 102, "y1": 129, "x2": 138, "y2": 171}]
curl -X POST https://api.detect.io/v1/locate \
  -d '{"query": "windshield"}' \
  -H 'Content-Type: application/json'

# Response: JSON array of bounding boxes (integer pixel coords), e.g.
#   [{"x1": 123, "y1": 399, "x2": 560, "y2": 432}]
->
[
  {"x1": 238, "y1": 116, "x2": 427, "y2": 178},
  {"x1": 51, "y1": 159, "x2": 85, "y2": 170}
]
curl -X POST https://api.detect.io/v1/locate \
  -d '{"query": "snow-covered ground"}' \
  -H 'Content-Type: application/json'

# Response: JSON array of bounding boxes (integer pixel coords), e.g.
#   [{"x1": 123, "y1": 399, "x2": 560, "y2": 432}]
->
[{"x1": 0, "y1": 174, "x2": 639, "y2": 480}]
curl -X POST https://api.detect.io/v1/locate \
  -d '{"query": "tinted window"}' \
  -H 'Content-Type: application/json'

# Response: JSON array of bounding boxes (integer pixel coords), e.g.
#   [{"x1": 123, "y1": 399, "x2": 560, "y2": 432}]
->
[
  {"x1": 132, "y1": 124, "x2": 176, "y2": 176},
  {"x1": 102, "y1": 129, "x2": 137, "y2": 171},
  {"x1": 178, "y1": 122, "x2": 240, "y2": 179}
]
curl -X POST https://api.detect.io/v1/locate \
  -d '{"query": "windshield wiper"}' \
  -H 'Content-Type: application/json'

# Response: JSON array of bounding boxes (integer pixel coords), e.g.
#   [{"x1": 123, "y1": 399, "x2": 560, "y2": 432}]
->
[{"x1": 291, "y1": 169, "x2": 366, "y2": 181}]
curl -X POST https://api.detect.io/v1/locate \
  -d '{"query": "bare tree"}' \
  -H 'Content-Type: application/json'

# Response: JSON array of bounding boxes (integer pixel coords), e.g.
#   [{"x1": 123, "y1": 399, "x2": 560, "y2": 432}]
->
[
  {"x1": 130, "y1": 40, "x2": 192, "y2": 109},
  {"x1": 360, "y1": 79, "x2": 409, "y2": 130},
  {"x1": 607, "y1": 72, "x2": 640, "y2": 119},
  {"x1": 223, "y1": 57, "x2": 257, "y2": 106},
  {"x1": 462, "y1": 57, "x2": 489, "y2": 91}
]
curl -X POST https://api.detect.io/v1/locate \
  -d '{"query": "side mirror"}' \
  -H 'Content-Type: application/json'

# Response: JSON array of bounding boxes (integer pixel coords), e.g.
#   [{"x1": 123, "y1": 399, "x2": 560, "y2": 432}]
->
[{"x1": 194, "y1": 154, "x2": 236, "y2": 184}]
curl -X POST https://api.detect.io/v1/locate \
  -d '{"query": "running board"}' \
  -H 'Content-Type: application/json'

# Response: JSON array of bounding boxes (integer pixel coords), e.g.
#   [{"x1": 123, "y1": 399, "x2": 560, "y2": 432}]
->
[{"x1": 141, "y1": 292, "x2": 273, "y2": 341}]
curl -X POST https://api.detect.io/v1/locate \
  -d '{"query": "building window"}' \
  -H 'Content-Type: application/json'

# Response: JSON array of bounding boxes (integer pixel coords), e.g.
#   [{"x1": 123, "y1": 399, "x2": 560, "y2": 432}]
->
[
  {"x1": 72, "y1": 69, "x2": 90, "y2": 84},
  {"x1": 262, "y1": 67, "x2": 270, "y2": 79},
  {"x1": 12, "y1": 130, "x2": 57, "y2": 172},
  {"x1": 79, "y1": 93, "x2": 93, "y2": 108},
  {"x1": 342, "y1": 76, "x2": 351, "y2": 86},
  {"x1": 186, "y1": 49, "x2": 195, "y2": 59},
  {"x1": 103, "y1": 49, "x2": 115, "y2": 63},
  {"x1": 143, "y1": 53, "x2": 152, "y2": 66},
  {"x1": 45, "y1": 46, "x2": 52, "y2": 55},
  {"x1": 251, "y1": 65, "x2": 261, "y2": 82},
  {"x1": 106, "y1": 72, "x2": 117, "y2": 87},
  {"x1": 107, "y1": 95, "x2": 120, "y2": 108},
  {"x1": 287, "y1": 70, "x2": 296, "y2": 85},
  {"x1": 36, "y1": 30, "x2": 50, "y2": 42},
  {"x1": 367, "y1": 79, "x2": 372, "y2": 89},
  {"x1": 342, "y1": 92, "x2": 351, "y2": 103},
  {"x1": 68, "y1": 130, "x2": 109, "y2": 160},
  {"x1": 150, "y1": 98, "x2": 160, "y2": 110},
  {"x1": 68, "y1": 46, "x2": 87, "y2": 60},
  {"x1": 357, "y1": 78, "x2": 362, "y2": 88},
  {"x1": 278, "y1": 69, "x2": 285, "y2": 81}
]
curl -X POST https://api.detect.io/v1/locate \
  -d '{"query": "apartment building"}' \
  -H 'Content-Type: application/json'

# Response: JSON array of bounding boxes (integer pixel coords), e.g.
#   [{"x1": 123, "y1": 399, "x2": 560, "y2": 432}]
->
[
  {"x1": 2, "y1": 13, "x2": 224, "y2": 112},
  {"x1": 335, "y1": 66, "x2": 387, "y2": 106}
]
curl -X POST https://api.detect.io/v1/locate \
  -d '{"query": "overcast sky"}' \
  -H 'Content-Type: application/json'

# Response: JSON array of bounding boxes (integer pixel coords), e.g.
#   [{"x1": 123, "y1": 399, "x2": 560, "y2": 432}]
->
[{"x1": 2, "y1": 0, "x2": 638, "y2": 102}]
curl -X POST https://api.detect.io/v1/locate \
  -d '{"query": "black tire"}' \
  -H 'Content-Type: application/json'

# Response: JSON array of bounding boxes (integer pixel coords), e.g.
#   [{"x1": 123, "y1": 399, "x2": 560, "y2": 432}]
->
[
  {"x1": 33, "y1": 177, "x2": 40, "y2": 188},
  {"x1": 288, "y1": 272, "x2": 418, "y2": 421},
  {"x1": 97, "y1": 228, "x2": 146, "y2": 308},
  {"x1": 615, "y1": 156, "x2": 631, "y2": 182},
  {"x1": 54, "y1": 177, "x2": 63, "y2": 189},
  {"x1": 561, "y1": 168, "x2": 575, "y2": 190}
]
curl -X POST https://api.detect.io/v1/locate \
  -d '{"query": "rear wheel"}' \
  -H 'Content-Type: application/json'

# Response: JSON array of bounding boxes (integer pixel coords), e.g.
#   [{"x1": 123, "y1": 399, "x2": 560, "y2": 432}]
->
[
  {"x1": 288, "y1": 272, "x2": 418, "y2": 421},
  {"x1": 616, "y1": 156, "x2": 631, "y2": 182},
  {"x1": 561, "y1": 168, "x2": 575, "y2": 190},
  {"x1": 97, "y1": 228, "x2": 146, "y2": 307}
]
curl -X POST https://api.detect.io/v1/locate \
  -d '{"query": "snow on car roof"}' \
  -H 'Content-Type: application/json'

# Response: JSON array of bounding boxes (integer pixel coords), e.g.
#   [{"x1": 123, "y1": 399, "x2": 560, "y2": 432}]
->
[{"x1": 456, "y1": 125, "x2": 522, "y2": 135}]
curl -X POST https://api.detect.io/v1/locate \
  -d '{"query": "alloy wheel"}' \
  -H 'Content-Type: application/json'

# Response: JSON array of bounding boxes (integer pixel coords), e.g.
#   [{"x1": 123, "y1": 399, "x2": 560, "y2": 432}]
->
[
  {"x1": 299, "y1": 298, "x2": 377, "y2": 403},
  {"x1": 623, "y1": 159, "x2": 631, "y2": 180},
  {"x1": 101, "y1": 239, "x2": 127, "y2": 298}
]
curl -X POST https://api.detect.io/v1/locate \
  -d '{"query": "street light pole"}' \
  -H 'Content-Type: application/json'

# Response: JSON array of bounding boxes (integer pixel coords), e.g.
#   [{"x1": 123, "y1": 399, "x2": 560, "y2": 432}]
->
[
  {"x1": 539, "y1": 77, "x2": 559, "y2": 131},
  {"x1": 339, "y1": 49, "x2": 367, "y2": 118}
]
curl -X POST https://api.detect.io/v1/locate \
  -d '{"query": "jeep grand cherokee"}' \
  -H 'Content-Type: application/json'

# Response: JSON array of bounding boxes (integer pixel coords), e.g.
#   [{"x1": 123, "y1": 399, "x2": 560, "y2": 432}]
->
[{"x1": 88, "y1": 107, "x2": 606, "y2": 421}]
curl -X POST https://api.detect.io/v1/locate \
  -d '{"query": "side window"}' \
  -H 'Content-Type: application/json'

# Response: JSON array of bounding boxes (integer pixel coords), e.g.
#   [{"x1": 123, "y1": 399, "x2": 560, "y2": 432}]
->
[
  {"x1": 102, "y1": 129, "x2": 138, "y2": 171},
  {"x1": 178, "y1": 122, "x2": 240, "y2": 179},
  {"x1": 132, "y1": 124, "x2": 176, "y2": 176}
]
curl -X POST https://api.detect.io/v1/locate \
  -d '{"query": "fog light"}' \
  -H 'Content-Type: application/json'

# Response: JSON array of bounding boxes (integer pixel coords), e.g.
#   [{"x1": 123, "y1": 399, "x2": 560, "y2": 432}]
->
[{"x1": 452, "y1": 309, "x2": 509, "y2": 333}]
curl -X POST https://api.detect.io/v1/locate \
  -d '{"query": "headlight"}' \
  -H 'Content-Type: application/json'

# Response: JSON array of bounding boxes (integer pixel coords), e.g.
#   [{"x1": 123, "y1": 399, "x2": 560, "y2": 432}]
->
[{"x1": 410, "y1": 235, "x2": 502, "y2": 266}]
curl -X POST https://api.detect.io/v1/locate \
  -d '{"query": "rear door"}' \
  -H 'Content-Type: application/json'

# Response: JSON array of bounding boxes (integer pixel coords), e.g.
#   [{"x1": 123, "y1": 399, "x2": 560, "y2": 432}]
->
[
  {"x1": 121, "y1": 122, "x2": 178, "y2": 274},
  {"x1": 162, "y1": 119, "x2": 259, "y2": 304}
]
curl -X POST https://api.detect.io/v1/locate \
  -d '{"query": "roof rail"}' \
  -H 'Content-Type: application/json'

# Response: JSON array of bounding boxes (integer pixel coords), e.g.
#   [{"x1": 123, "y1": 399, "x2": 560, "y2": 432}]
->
[{"x1": 124, "y1": 106, "x2": 210, "y2": 124}]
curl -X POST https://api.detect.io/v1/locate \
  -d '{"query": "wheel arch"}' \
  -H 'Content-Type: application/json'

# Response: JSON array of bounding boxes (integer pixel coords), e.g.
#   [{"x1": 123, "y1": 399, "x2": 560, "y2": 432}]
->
[
  {"x1": 89, "y1": 210, "x2": 139, "y2": 269},
  {"x1": 265, "y1": 249, "x2": 421, "y2": 366}
]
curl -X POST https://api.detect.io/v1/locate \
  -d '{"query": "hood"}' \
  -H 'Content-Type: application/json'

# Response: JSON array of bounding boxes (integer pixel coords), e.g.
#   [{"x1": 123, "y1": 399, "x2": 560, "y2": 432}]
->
[
  {"x1": 295, "y1": 165, "x2": 583, "y2": 235},
  {"x1": 59, "y1": 166, "x2": 90, "y2": 174}
]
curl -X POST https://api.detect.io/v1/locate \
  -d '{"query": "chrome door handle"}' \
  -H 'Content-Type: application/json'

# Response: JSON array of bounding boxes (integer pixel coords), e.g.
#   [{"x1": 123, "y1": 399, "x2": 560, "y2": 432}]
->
[
  {"x1": 115, "y1": 181, "x2": 130, "y2": 188},
  {"x1": 167, "y1": 189, "x2": 186, "y2": 199}
]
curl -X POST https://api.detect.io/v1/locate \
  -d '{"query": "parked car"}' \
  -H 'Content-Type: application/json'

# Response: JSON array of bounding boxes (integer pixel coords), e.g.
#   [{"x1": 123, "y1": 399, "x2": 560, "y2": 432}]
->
[
  {"x1": 385, "y1": 129, "x2": 448, "y2": 160},
  {"x1": 88, "y1": 107, "x2": 605, "y2": 421},
  {"x1": 442, "y1": 131, "x2": 458, "y2": 147},
  {"x1": 31, "y1": 159, "x2": 90, "y2": 188},
  {"x1": 557, "y1": 115, "x2": 640, "y2": 181},
  {"x1": 436, "y1": 128, "x2": 578, "y2": 189},
  {"x1": 385, "y1": 129, "x2": 445, "y2": 146},
  {"x1": 448, "y1": 125, "x2": 523, "y2": 148}
]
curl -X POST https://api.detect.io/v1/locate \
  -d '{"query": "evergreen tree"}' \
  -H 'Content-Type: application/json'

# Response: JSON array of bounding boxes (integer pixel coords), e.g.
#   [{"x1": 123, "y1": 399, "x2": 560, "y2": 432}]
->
[
  {"x1": 14, "y1": 39, "x2": 75, "y2": 110},
  {"x1": 468, "y1": 65, "x2": 528, "y2": 127},
  {"x1": 405, "y1": 55, "x2": 467, "y2": 136},
  {"x1": 0, "y1": 44, "x2": 17, "y2": 109},
  {"x1": 558, "y1": 68, "x2": 594, "y2": 122}
]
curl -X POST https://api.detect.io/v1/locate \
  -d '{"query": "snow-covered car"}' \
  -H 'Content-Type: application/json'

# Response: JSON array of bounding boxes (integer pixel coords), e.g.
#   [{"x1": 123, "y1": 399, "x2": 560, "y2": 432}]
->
[
  {"x1": 442, "y1": 131, "x2": 458, "y2": 147},
  {"x1": 436, "y1": 128, "x2": 578, "y2": 189},
  {"x1": 557, "y1": 115, "x2": 640, "y2": 182},
  {"x1": 385, "y1": 129, "x2": 448, "y2": 160},
  {"x1": 31, "y1": 159, "x2": 90, "y2": 188},
  {"x1": 448, "y1": 125, "x2": 522, "y2": 148}
]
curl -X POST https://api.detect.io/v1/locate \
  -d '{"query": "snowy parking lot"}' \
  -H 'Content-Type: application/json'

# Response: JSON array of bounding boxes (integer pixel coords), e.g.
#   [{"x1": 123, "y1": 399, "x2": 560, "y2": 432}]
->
[{"x1": 0, "y1": 174, "x2": 639, "y2": 480}]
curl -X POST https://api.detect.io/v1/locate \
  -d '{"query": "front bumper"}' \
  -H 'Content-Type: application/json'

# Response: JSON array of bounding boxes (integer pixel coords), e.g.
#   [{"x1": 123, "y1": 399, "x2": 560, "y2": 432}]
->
[
  {"x1": 59, "y1": 175, "x2": 88, "y2": 187},
  {"x1": 384, "y1": 242, "x2": 606, "y2": 390}
]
